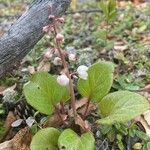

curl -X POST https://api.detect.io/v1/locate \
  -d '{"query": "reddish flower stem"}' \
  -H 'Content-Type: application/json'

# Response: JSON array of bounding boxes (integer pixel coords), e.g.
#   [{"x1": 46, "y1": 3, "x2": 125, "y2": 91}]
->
[
  {"x1": 52, "y1": 23, "x2": 77, "y2": 118},
  {"x1": 53, "y1": 104, "x2": 68, "y2": 126},
  {"x1": 60, "y1": 101, "x2": 65, "y2": 114}
]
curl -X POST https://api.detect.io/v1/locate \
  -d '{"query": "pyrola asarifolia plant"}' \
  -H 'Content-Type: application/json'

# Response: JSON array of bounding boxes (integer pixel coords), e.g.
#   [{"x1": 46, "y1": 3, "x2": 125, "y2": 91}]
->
[{"x1": 23, "y1": 15, "x2": 149, "y2": 150}]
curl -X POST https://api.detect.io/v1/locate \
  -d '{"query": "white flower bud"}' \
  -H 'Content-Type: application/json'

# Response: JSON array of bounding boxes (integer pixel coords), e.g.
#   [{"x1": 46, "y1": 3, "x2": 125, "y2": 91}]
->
[
  {"x1": 77, "y1": 65, "x2": 89, "y2": 80},
  {"x1": 49, "y1": 15, "x2": 55, "y2": 20},
  {"x1": 43, "y1": 26, "x2": 50, "y2": 32},
  {"x1": 44, "y1": 49, "x2": 53, "y2": 59},
  {"x1": 73, "y1": 13, "x2": 81, "y2": 20},
  {"x1": 77, "y1": 65, "x2": 88, "y2": 74},
  {"x1": 56, "y1": 33, "x2": 64, "y2": 42},
  {"x1": 57, "y1": 75, "x2": 69, "y2": 86},
  {"x1": 53, "y1": 57, "x2": 62, "y2": 66},
  {"x1": 69, "y1": 54, "x2": 76, "y2": 61},
  {"x1": 57, "y1": 17, "x2": 65, "y2": 23},
  {"x1": 79, "y1": 71, "x2": 88, "y2": 80}
]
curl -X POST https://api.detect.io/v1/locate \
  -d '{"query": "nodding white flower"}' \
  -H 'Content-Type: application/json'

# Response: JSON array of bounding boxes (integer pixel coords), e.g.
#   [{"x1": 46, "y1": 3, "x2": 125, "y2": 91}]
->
[
  {"x1": 73, "y1": 13, "x2": 81, "y2": 20},
  {"x1": 69, "y1": 54, "x2": 76, "y2": 61},
  {"x1": 49, "y1": 15, "x2": 55, "y2": 20},
  {"x1": 77, "y1": 65, "x2": 88, "y2": 74},
  {"x1": 77, "y1": 65, "x2": 89, "y2": 80},
  {"x1": 53, "y1": 57, "x2": 62, "y2": 66},
  {"x1": 44, "y1": 49, "x2": 53, "y2": 59},
  {"x1": 56, "y1": 33, "x2": 64, "y2": 42},
  {"x1": 57, "y1": 17, "x2": 65, "y2": 23},
  {"x1": 43, "y1": 26, "x2": 50, "y2": 32},
  {"x1": 79, "y1": 71, "x2": 88, "y2": 80},
  {"x1": 57, "y1": 74, "x2": 69, "y2": 86}
]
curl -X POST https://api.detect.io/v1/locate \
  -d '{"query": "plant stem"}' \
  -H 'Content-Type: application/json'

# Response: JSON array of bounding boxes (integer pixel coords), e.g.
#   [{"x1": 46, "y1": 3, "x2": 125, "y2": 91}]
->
[
  {"x1": 53, "y1": 23, "x2": 77, "y2": 117},
  {"x1": 60, "y1": 101, "x2": 65, "y2": 114},
  {"x1": 53, "y1": 104, "x2": 68, "y2": 126}
]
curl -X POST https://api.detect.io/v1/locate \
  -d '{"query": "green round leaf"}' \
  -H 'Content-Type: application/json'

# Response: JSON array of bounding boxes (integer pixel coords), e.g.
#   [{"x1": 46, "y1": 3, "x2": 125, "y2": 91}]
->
[
  {"x1": 58, "y1": 129, "x2": 95, "y2": 150},
  {"x1": 24, "y1": 72, "x2": 70, "y2": 115},
  {"x1": 58, "y1": 129, "x2": 82, "y2": 150},
  {"x1": 97, "y1": 91, "x2": 150, "y2": 125},
  {"x1": 30, "y1": 128, "x2": 60, "y2": 150},
  {"x1": 81, "y1": 132, "x2": 95, "y2": 150},
  {"x1": 77, "y1": 61, "x2": 114, "y2": 102}
]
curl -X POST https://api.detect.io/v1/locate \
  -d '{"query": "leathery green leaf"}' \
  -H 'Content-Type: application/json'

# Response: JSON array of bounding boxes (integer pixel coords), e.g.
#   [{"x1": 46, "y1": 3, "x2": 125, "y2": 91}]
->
[
  {"x1": 97, "y1": 91, "x2": 150, "y2": 125},
  {"x1": 77, "y1": 61, "x2": 114, "y2": 102},
  {"x1": 24, "y1": 72, "x2": 70, "y2": 115},
  {"x1": 30, "y1": 128, "x2": 60, "y2": 150},
  {"x1": 58, "y1": 129, "x2": 95, "y2": 150}
]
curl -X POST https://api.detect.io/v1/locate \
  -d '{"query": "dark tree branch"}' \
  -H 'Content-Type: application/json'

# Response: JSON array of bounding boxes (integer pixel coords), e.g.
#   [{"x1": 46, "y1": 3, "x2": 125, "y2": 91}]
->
[{"x1": 0, "y1": 0, "x2": 70, "y2": 78}]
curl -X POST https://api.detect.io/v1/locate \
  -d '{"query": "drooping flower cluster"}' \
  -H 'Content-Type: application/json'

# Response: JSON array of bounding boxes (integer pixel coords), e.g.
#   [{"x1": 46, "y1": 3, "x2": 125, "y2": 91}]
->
[{"x1": 43, "y1": 16, "x2": 88, "y2": 88}]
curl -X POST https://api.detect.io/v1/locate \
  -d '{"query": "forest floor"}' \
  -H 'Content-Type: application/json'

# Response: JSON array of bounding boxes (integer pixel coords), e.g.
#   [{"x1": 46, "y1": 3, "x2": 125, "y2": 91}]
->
[{"x1": 0, "y1": 0, "x2": 150, "y2": 149}]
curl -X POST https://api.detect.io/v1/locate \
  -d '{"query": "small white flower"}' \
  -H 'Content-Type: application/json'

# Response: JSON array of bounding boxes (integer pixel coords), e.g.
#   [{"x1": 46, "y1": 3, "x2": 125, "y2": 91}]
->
[
  {"x1": 44, "y1": 49, "x2": 53, "y2": 59},
  {"x1": 79, "y1": 71, "x2": 88, "y2": 80},
  {"x1": 56, "y1": 33, "x2": 64, "y2": 42},
  {"x1": 57, "y1": 74, "x2": 69, "y2": 86},
  {"x1": 43, "y1": 26, "x2": 50, "y2": 32},
  {"x1": 48, "y1": 15, "x2": 55, "y2": 19},
  {"x1": 73, "y1": 13, "x2": 81, "y2": 20},
  {"x1": 77, "y1": 65, "x2": 89, "y2": 80},
  {"x1": 77, "y1": 65, "x2": 88, "y2": 73},
  {"x1": 53, "y1": 57, "x2": 62, "y2": 66},
  {"x1": 69, "y1": 54, "x2": 76, "y2": 61},
  {"x1": 57, "y1": 17, "x2": 65, "y2": 23}
]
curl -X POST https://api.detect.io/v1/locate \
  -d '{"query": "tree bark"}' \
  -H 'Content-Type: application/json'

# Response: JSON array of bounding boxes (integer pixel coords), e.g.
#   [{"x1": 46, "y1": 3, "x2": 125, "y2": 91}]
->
[{"x1": 0, "y1": 0, "x2": 70, "y2": 78}]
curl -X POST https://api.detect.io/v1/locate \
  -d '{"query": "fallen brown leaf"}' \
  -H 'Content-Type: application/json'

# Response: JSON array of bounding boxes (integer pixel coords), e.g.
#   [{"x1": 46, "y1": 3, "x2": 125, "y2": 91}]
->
[
  {"x1": 75, "y1": 115, "x2": 91, "y2": 132},
  {"x1": 4, "y1": 112, "x2": 16, "y2": 130},
  {"x1": 75, "y1": 98, "x2": 88, "y2": 109},
  {"x1": 132, "y1": 0, "x2": 144, "y2": 5},
  {"x1": 68, "y1": 98, "x2": 88, "y2": 117},
  {"x1": 134, "y1": 116, "x2": 150, "y2": 136},
  {"x1": 78, "y1": 103, "x2": 97, "y2": 116},
  {"x1": 114, "y1": 42, "x2": 128, "y2": 52},
  {"x1": 0, "y1": 84, "x2": 16, "y2": 95},
  {"x1": 28, "y1": 66, "x2": 35, "y2": 74},
  {"x1": 12, "y1": 127, "x2": 32, "y2": 150},
  {"x1": 45, "y1": 113, "x2": 68, "y2": 128},
  {"x1": 0, "y1": 86, "x2": 7, "y2": 94},
  {"x1": 37, "y1": 59, "x2": 51, "y2": 72},
  {"x1": 143, "y1": 110, "x2": 150, "y2": 126}
]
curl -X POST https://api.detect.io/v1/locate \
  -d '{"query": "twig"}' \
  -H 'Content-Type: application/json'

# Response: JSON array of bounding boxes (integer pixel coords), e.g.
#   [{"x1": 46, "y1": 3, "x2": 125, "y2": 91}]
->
[
  {"x1": 65, "y1": 8, "x2": 125, "y2": 15},
  {"x1": 65, "y1": 9, "x2": 102, "y2": 15}
]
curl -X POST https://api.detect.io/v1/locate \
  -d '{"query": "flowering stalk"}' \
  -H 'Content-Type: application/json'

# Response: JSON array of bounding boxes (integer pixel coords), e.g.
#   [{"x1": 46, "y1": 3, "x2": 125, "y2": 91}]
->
[{"x1": 52, "y1": 19, "x2": 77, "y2": 117}]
